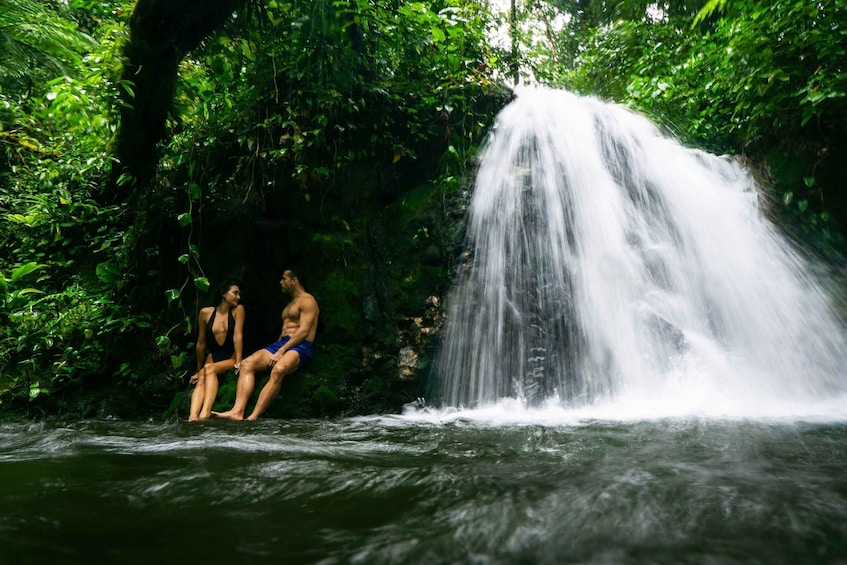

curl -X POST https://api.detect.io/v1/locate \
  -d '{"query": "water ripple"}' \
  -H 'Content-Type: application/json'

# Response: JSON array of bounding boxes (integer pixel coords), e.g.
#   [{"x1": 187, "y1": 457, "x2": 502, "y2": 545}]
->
[{"x1": 1, "y1": 418, "x2": 846, "y2": 563}]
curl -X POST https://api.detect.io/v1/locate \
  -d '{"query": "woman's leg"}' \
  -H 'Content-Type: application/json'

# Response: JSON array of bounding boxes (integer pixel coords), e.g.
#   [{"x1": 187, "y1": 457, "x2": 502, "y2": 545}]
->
[
  {"x1": 198, "y1": 359, "x2": 235, "y2": 419},
  {"x1": 198, "y1": 364, "x2": 220, "y2": 420},
  {"x1": 188, "y1": 369, "x2": 206, "y2": 421}
]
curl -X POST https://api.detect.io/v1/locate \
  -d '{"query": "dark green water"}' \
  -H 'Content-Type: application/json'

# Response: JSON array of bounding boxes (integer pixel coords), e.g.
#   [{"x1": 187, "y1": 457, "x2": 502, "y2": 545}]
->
[{"x1": 2, "y1": 415, "x2": 846, "y2": 564}]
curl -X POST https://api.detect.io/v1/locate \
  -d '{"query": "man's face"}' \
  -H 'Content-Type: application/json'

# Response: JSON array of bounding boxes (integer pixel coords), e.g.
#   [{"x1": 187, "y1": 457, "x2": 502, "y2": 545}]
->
[{"x1": 279, "y1": 271, "x2": 295, "y2": 294}]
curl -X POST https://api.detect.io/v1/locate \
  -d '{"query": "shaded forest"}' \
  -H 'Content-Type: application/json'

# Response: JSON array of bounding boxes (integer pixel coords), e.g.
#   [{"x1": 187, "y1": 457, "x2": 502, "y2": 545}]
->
[{"x1": 1, "y1": 0, "x2": 846, "y2": 419}]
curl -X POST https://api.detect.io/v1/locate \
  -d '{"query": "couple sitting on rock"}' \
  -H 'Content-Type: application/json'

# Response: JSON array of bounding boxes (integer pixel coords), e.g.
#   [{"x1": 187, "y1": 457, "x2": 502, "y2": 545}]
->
[{"x1": 187, "y1": 268, "x2": 319, "y2": 422}]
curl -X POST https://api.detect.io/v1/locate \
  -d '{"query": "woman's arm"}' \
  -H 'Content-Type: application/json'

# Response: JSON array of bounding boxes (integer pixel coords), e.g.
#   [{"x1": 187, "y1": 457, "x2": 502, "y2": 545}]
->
[
  {"x1": 195, "y1": 307, "x2": 210, "y2": 372},
  {"x1": 232, "y1": 304, "x2": 246, "y2": 372}
]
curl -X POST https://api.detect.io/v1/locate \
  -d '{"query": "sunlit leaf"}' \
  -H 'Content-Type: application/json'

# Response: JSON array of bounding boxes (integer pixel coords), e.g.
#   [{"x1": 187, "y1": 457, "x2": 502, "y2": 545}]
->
[
  {"x1": 10, "y1": 262, "x2": 45, "y2": 283},
  {"x1": 193, "y1": 277, "x2": 210, "y2": 292}
]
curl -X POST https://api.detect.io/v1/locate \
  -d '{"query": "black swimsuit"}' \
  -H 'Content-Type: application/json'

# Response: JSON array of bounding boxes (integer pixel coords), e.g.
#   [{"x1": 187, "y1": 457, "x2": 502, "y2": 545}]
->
[{"x1": 206, "y1": 309, "x2": 235, "y2": 363}]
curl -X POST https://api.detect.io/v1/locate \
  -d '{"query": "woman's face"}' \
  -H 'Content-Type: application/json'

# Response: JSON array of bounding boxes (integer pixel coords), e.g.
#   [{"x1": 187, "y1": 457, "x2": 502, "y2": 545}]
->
[{"x1": 222, "y1": 285, "x2": 241, "y2": 307}]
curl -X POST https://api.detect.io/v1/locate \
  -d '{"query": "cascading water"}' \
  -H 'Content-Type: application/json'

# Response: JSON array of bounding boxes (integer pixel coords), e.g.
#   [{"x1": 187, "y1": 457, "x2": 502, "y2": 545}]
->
[{"x1": 435, "y1": 87, "x2": 847, "y2": 416}]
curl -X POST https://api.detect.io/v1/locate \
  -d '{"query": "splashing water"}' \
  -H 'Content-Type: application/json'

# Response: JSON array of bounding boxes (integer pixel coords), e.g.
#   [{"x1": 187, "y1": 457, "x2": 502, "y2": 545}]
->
[{"x1": 434, "y1": 87, "x2": 847, "y2": 418}]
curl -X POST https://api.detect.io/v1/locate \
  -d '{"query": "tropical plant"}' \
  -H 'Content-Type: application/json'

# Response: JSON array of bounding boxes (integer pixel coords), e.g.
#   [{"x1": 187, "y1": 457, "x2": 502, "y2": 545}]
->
[
  {"x1": 0, "y1": 2, "x2": 151, "y2": 412},
  {"x1": 2, "y1": 0, "x2": 506, "y2": 416},
  {"x1": 549, "y1": 0, "x2": 847, "y2": 249},
  {"x1": 0, "y1": 0, "x2": 94, "y2": 90}
]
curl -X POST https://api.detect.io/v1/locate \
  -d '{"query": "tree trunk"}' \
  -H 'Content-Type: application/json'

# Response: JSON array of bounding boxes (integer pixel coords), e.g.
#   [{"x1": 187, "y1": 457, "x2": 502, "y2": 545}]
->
[{"x1": 110, "y1": 0, "x2": 245, "y2": 198}]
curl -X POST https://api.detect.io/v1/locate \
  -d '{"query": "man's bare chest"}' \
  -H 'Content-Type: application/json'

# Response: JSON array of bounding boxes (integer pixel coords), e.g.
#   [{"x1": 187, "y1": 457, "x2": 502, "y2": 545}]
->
[{"x1": 282, "y1": 300, "x2": 301, "y2": 321}]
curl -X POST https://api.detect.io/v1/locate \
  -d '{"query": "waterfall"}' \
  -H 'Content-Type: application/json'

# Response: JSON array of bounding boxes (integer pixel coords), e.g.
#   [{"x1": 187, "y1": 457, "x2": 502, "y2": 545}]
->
[{"x1": 434, "y1": 87, "x2": 847, "y2": 413}]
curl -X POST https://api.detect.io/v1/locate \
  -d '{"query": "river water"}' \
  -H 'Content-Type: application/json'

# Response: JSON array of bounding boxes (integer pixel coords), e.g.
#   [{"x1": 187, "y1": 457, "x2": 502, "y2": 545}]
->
[
  {"x1": 2, "y1": 408, "x2": 847, "y2": 564},
  {"x1": 6, "y1": 88, "x2": 847, "y2": 563}
]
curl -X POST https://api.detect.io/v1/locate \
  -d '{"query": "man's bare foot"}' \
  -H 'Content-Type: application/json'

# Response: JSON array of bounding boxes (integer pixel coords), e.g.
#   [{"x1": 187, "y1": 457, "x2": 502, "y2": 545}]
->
[{"x1": 211, "y1": 410, "x2": 244, "y2": 421}]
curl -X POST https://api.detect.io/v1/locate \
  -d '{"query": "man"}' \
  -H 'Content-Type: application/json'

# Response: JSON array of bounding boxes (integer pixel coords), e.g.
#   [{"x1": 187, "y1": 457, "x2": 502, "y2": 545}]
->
[{"x1": 213, "y1": 269, "x2": 319, "y2": 421}]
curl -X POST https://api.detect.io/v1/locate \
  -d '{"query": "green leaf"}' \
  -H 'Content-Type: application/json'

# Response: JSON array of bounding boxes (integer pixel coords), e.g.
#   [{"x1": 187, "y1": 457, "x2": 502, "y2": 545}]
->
[
  {"x1": 165, "y1": 289, "x2": 180, "y2": 302},
  {"x1": 10, "y1": 288, "x2": 44, "y2": 301},
  {"x1": 177, "y1": 213, "x2": 192, "y2": 227},
  {"x1": 29, "y1": 382, "x2": 41, "y2": 400},
  {"x1": 193, "y1": 277, "x2": 210, "y2": 292},
  {"x1": 240, "y1": 39, "x2": 256, "y2": 62},
  {"x1": 95, "y1": 261, "x2": 122, "y2": 283},
  {"x1": 120, "y1": 80, "x2": 135, "y2": 99},
  {"x1": 10, "y1": 262, "x2": 45, "y2": 284}
]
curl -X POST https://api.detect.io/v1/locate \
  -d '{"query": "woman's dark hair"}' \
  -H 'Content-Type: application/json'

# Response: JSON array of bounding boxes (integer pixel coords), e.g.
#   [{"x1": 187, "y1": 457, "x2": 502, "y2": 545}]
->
[{"x1": 215, "y1": 279, "x2": 241, "y2": 305}]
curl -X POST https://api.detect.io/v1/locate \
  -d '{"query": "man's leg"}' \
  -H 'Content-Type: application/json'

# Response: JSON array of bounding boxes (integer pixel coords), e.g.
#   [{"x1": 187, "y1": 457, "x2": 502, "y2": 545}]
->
[
  {"x1": 246, "y1": 350, "x2": 300, "y2": 421},
  {"x1": 213, "y1": 349, "x2": 272, "y2": 420}
]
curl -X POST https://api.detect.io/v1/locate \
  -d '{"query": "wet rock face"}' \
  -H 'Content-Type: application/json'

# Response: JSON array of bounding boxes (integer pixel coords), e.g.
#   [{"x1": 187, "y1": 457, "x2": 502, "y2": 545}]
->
[
  {"x1": 397, "y1": 347, "x2": 418, "y2": 379},
  {"x1": 396, "y1": 295, "x2": 447, "y2": 380}
]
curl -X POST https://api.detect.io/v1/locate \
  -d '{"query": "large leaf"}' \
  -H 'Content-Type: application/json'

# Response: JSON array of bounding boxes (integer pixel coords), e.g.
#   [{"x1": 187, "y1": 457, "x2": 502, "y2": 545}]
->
[
  {"x1": 95, "y1": 261, "x2": 123, "y2": 284},
  {"x1": 10, "y1": 262, "x2": 45, "y2": 284}
]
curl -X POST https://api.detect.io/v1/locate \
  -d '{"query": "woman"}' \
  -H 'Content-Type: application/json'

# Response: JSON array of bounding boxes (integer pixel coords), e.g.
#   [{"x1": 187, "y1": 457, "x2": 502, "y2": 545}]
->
[{"x1": 188, "y1": 280, "x2": 245, "y2": 421}]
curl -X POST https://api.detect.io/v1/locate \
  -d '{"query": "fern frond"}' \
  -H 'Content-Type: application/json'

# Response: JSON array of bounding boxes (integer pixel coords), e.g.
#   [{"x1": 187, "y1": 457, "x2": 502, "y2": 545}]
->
[{"x1": 0, "y1": 0, "x2": 94, "y2": 83}]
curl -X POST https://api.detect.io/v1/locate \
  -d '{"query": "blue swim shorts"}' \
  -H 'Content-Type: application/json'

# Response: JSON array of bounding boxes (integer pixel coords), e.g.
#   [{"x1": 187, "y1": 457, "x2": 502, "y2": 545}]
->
[{"x1": 264, "y1": 336, "x2": 314, "y2": 368}]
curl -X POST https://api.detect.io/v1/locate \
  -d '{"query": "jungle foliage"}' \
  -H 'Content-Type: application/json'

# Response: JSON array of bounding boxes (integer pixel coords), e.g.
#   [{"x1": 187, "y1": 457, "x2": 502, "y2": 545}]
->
[
  {"x1": 556, "y1": 0, "x2": 847, "y2": 247},
  {"x1": 1, "y1": 0, "x2": 505, "y2": 417},
  {"x1": 2, "y1": 0, "x2": 846, "y2": 418}
]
